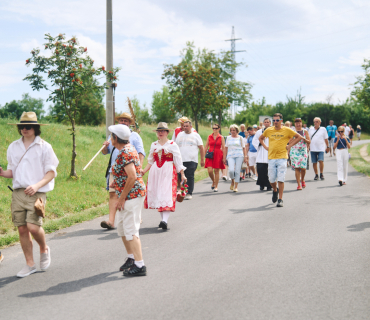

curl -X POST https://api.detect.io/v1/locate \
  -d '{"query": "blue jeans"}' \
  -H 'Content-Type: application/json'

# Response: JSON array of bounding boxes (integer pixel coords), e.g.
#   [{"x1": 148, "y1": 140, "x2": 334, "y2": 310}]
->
[
  {"x1": 311, "y1": 151, "x2": 324, "y2": 164},
  {"x1": 268, "y1": 159, "x2": 287, "y2": 183},
  {"x1": 228, "y1": 157, "x2": 244, "y2": 183}
]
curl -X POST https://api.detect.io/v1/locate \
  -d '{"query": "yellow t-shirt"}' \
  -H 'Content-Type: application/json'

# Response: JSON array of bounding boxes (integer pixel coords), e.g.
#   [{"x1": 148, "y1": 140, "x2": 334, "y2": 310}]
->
[{"x1": 262, "y1": 126, "x2": 296, "y2": 159}]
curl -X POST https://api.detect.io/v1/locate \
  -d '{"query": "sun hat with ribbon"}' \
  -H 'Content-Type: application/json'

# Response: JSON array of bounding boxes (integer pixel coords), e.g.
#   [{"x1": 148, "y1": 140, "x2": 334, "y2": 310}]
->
[
  {"x1": 109, "y1": 124, "x2": 131, "y2": 140},
  {"x1": 115, "y1": 112, "x2": 134, "y2": 124},
  {"x1": 178, "y1": 116, "x2": 190, "y2": 123},
  {"x1": 8, "y1": 112, "x2": 48, "y2": 126},
  {"x1": 153, "y1": 122, "x2": 171, "y2": 132}
]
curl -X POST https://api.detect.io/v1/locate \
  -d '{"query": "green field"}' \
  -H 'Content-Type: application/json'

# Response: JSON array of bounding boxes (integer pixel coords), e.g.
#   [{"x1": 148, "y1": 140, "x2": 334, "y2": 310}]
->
[
  {"x1": 349, "y1": 143, "x2": 370, "y2": 178},
  {"x1": 0, "y1": 119, "x2": 216, "y2": 248}
]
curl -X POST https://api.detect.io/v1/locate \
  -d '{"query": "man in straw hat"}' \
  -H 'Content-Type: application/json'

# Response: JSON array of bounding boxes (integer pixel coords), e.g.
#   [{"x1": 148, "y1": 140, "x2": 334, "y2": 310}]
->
[
  {"x1": 101, "y1": 112, "x2": 146, "y2": 229},
  {"x1": 0, "y1": 112, "x2": 59, "y2": 277},
  {"x1": 171, "y1": 116, "x2": 197, "y2": 141}
]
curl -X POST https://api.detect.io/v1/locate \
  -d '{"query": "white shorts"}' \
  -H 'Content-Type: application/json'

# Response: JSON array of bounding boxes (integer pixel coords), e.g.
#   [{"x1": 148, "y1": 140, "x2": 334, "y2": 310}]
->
[
  {"x1": 116, "y1": 196, "x2": 144, "y2": 240},
  {"x1": 248, "y1": 152, "x2": 257, "y2": 166}
]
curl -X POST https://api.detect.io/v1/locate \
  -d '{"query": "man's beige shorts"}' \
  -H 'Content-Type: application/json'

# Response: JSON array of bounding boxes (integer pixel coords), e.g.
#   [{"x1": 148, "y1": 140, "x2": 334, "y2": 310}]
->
[
  {"x1": 109, "y1": 173, "x2": 115, "y2": 193},
  {"x1": 11, "y1": 189, "x2": 47, "y2": 227}
]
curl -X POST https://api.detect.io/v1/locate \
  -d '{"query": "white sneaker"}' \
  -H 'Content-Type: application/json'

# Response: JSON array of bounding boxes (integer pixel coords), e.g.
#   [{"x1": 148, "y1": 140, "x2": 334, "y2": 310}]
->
[
  {"x1": 222, "y1": 176, "x2": 227, "y2": 181},
  {"x1": 40, "y1": 246, "x2": 51, "y2": 271},
  {"x1": 185, "y1": 194, "x2": 193, "y2": 200},
  {"x1": 252, "y1": 175, "x2": 258, "y2": 181},
  {"x1": 17, "y1": 264, "x2": 37, "y2": 278}
]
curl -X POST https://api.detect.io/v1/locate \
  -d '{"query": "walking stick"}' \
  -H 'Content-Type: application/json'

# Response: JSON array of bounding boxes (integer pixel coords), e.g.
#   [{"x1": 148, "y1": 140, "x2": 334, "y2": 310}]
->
[{"x1": 83, "y1": 138, "x2": 111, "y2": 171}]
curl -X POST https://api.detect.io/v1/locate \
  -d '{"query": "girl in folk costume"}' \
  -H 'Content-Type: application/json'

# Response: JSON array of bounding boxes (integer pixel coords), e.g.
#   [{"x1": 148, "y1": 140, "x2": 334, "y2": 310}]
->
[{"x1": 143, "y1": 122, "x2": 187, "y2": 230}]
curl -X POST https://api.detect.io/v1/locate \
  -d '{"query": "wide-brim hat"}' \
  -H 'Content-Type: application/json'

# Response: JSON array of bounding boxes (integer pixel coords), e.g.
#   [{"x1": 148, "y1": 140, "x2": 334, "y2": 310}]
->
[
  {"x1": 8, "y1": 111, "x2": 48, "y2": 126},
  {"x1": 153, "y1": 122, "x2": 171, "y2": 132},
  {"x1": 115, "y1": 112, "x2": 134, "y2": 124}
]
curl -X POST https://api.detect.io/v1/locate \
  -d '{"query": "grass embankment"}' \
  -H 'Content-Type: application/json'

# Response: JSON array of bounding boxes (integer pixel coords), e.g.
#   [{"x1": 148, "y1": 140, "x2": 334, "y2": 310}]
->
[
  {"x1": 349, "y1": 143, "x2": 370, "y2": 177},
  {"x1": 0, "y1": 119, "x2": 214, "y2": 248}
]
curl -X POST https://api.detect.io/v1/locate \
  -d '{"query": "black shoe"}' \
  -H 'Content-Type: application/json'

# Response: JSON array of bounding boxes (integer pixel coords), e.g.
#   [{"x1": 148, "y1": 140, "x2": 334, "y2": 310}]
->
[
  {"x1": 123, "y1": 264, "x2": 147, "y2": 277},
  {"x1": 320, "y1": 173, "x2": 324, "y2": 180},
  {"x1": 119, "y1": 257, "x2": 135, "y2": 272},
  {"x1": 339, "y1": 180, "x2": 343, "y2": 186},
  {"x1": 260, "y1": 186, "x2": 264, "y2": 191},
  {"x1": 277, "y1": 199, "x2": 283, "y2": 207},
  {"x1": 272, "y1": 188, "x2": 279, "y2": 203},
  {"x1": 266, "y1": 187, "x2": 272, "y2": 191},
  {"x1": 314, "y1": 174, "x2": 319, "y2": 180},
  {"x1": 211, "y1": 186, "x2": 215, "y2": 190},
  {"x1": 248, "y1": 173, "x2": 251, "y2": 178},
  {"x1": 159, "y1": 221, "x2": 168, "y2": 230}
]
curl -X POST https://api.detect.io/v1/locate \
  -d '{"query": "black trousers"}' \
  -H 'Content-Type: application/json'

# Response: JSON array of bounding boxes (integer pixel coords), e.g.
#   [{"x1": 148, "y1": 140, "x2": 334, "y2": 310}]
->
[
  {"x1": 180, "y1": 161, "x2": 198, "y2": 195},
  {"x1": 256, "y1": 163, "x2": 271, "y2": 188}
]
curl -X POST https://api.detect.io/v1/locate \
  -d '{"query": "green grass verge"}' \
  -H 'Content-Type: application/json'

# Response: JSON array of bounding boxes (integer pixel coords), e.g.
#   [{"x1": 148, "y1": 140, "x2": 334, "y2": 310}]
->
[
  {"x1": 349, "y1": 143, "x2": 370, "y2": 177},
  {"x1": 0, "y1": 119, "x2": 217, "y2": 248}
]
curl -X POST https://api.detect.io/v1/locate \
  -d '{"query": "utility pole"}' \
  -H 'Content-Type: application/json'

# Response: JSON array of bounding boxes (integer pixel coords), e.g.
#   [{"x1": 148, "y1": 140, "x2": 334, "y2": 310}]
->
[
  {"x1": 225, "y1": 26, "x2": 246, "y2": 118},
  {"x1": 106, "y1": 0, "x2": 114, "y2": 138}
]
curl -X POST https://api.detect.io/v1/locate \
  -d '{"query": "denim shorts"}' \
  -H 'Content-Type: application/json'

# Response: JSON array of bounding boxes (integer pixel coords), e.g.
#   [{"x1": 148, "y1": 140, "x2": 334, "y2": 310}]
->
[
  {"x1": 311, "y1": 151, "x2": 324, "y2": 163},
  {"x1": 268, "y1": 159, "x2": 287, "y2": 183}
]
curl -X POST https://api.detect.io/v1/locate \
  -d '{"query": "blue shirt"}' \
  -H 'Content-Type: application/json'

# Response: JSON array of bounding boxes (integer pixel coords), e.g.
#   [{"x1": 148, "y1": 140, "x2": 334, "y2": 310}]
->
[
  {"x1": 326, "y1": 125, "x2": 337, "y2": 139},
  {"x1": 247, "y1": 135, "x2": 257, "y2": 153},
  {"x1": 238, "y1": 131, "x2": 246, "y2": 138},
  {"x1": 334, "y1": 137, "x2": 350, "y2": 149},
  {"x1": 105, "y1": 129, "x2": 146, "y2": 172}
]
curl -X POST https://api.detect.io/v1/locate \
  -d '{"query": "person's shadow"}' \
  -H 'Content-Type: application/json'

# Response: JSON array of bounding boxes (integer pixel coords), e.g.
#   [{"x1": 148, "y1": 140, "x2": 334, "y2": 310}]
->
[
  {"x1": 18, "y1": 272, "x2": 125, "y2": 298},
  {"x1": 0, "y1": 276, "x2": 21, "y2": 290},
  {"x1": 347, "y1": 222, "x2": 370, "y2": 232}
]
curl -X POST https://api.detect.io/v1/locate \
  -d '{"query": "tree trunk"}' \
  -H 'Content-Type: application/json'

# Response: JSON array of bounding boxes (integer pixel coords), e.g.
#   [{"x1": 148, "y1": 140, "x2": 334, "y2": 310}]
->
[
  {"x1": 194, "y1": 105, "x2": 199, "y2": 132},
  {"x1": 70, "y1": 119, "x2": 77, "y2": 178},
  {"x1": 218, "y1": 108, "x2": 222, "y2": 135}
]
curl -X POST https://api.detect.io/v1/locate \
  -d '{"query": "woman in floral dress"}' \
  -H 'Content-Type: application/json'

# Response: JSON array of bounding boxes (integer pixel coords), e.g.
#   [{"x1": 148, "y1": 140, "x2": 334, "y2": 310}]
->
[
  {"x1": 289, "y1": 118, "x2": 311, "y2": 190},
  {"x1": 143, "y1": 122, "x2": 187, "y2": 230}
]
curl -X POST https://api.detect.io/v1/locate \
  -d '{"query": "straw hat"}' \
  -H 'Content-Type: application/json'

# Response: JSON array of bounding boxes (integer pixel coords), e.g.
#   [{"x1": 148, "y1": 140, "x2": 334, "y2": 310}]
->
[
  {"x1": 8, "y1": 112, "x2": 48, "y2": 126},
  {"x1": 153, "y1": 122, "x2": 171, "y2": 132},
  {"x1": 178, "y1": 116, "x2": 190, "y2": 123},
  {"x1": 115, "y1": 112, "x2": 134, "y2": 124}
]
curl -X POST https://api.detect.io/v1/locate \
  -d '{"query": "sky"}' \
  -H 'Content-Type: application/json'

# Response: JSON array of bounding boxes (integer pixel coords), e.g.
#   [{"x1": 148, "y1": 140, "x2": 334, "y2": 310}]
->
[{"x1": 0, "y1": 0, "x2": 370, "y2": 115}]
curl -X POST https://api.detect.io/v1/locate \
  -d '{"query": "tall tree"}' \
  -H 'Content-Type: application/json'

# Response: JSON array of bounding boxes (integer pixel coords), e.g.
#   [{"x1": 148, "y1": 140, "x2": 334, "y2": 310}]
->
[
  {"x1": 151, "y1": 86, "x2": 177, "y2": 123},
  {"x1": 0, "y1": 93, "x2": 45, "y2": 119},
  {"x1": 352, "y1": 59, "x2": 370, "y2": 109},
  {"x1": 24, "y1": 33, "x2": 119, "y2": 178}
]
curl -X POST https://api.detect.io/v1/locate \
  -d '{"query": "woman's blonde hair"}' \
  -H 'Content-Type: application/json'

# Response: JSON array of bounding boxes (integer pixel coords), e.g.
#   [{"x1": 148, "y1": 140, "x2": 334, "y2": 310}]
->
[
  {"x1": 229, "y1": 124, "x2": 239, "y2": 133},
  {"x1": 338, "y1": 126, "x2": 345, "y2": 132}
]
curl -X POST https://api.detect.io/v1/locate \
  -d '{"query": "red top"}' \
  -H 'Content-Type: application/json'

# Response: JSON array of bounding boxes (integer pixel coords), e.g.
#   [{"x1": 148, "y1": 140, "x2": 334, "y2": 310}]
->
[
  {"x1": 205, "y1": 134, "x2": 225, "y2": 169},
  {"x1": 153, "y1": 151, "x2": 174, "y2": 168}
]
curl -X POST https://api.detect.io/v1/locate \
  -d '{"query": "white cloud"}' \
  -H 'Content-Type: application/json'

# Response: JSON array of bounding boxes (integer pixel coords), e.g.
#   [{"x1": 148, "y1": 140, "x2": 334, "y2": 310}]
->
[
  {"x1": 21, "y1": 39, "x2": 41, "y2": 52},
  {"x1": 338, "y1": 47, "x2": 370, "y2": 66}
]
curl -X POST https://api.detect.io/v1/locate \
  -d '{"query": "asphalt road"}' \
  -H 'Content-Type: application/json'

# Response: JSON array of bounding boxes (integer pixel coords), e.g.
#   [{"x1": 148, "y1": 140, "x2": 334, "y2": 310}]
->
[{"x1": 1, "y1": 140, "x2": 370, "y2": 320}]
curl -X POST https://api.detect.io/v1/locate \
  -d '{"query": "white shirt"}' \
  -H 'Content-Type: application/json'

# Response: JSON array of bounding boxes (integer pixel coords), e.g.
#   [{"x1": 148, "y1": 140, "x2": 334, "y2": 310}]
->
[
  {"x1": 252, "y1": 128, "x2": 269, "y2": 163},
  {"x1": 225, "y1": 136, "x2": 245, "y2": 159},
  {"x1": 7, "y1": 136, "x2": 59, "y2": 192},
  {"x1": 175, "y1": 131, "x2": 203, "y2": 163},
  {"x1": 309, "y1": 127, "x2": 328, "y2": 152},
  {"x1": 344, "y1": 126, "x2": 351, "y2": 136},
  {"x1": 171, "y1": 127, "x2": 196, "y2": 141}
]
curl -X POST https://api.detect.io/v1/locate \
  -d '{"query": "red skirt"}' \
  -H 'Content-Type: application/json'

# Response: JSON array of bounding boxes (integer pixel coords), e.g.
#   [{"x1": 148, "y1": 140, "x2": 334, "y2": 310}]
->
[{"x1": 205, "y1": 149, "x2": 225, "y2": 169}]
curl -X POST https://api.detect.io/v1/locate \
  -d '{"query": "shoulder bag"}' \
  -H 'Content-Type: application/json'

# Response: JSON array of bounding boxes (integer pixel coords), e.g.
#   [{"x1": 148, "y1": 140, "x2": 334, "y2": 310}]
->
[{"x1": 205, "y1": 135, "x2": 220, "y2": 159}]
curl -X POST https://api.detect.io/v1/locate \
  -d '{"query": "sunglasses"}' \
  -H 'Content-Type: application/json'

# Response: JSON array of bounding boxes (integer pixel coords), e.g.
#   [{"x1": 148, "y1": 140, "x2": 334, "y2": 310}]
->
[
  {"x1": 212, "y1": 127, "x2": 219, "y2": 130},
  {"x1": 338, "y1": 131, "x2": 344, "y2": 133},
  {"x1": 272, "y1": 119, "x2": 281, "y2": 122},
  {"x1": 18, "y1": 125, "x2": 33, "y2": 130}
]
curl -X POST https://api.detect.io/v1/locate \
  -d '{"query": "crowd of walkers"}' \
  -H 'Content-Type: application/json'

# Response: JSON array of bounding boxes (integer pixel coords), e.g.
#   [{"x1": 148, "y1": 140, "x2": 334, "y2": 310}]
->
[{"x1": 0, "y1": 111, "x2": 358, "y2": 277}]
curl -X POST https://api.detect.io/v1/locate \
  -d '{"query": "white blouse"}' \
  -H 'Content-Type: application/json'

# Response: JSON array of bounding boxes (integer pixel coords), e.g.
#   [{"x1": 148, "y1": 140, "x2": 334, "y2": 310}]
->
[
  {"x1": 147, "y1": 140, "x2": 186, "y2": 173},
  {"x1": 252, "y1": 129, "x2": 269, "y2": 164},
  {"x1": 7, "y1": 136, "x2": 59, "y2": 192}
]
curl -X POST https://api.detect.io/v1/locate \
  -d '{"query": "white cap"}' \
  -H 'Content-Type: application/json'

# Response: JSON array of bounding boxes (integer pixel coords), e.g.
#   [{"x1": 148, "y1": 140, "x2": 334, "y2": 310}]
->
[
  {"x1": 253, "y1": 124, "x2": 257, "y2": 128},
  {"x1": 108, "y1": 124, "x2": 131, "y2": 140}
]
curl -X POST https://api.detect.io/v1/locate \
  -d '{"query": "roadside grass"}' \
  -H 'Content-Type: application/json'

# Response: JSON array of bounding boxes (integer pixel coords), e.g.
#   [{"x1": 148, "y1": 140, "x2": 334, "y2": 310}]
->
[
  {"x1": 0, "y1": 119, "x2": 215, "y2": 248},
  {"x1": 349, "y1": 143, "x2": 370, "y2": 177}
]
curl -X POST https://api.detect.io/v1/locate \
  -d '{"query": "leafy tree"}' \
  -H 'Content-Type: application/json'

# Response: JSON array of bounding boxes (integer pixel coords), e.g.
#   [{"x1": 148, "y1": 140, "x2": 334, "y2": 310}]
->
[
  {"x1": 352, "y1": 59, "x2": 370, "y2": 109},
  {"x1": 162, "y1": 42, "x2": 252, "y2": 131},
  {"x1": 130, "y1": 96, "x2": 153, "y2": 125},
  {"x1": 0, "y1": 93, "x2": 45, "y2": 119},
  {"x1": 23, "y1": 33, "x2": 119, "y2": 178},
  {"x1": 151, "y1": 86, "x2": 177, "y2": 123}
]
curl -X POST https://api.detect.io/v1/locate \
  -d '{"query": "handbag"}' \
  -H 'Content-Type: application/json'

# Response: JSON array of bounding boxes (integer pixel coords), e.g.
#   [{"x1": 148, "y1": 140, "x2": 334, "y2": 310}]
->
[
  {"x1": 205, "y1": 136, "x2": 219, "y2": 159},
  {"x1": 34, "y1": 197, "x2": 45, "y2": 218},
  {"x1": 241, "y1": 162, "x2": 248, "y2": 170}
]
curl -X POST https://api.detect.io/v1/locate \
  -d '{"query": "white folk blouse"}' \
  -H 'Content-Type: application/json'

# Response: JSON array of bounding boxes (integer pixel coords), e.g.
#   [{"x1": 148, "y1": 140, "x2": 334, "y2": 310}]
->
[
  {"x1": 7, "y1": 136, "x2": 59, "y2": 192},
  {"x1": 252, "y1": 129, "x2": 269, "y2": 164}
]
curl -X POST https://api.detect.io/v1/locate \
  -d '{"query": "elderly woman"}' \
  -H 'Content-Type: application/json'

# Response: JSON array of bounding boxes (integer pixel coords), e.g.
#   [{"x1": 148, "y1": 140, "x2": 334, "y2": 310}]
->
[
  {"x1": 204, "y1": 123, "x2": 225, "y2": 192},
  {"x1": 334, "y1": 126, "x2": 351, "y2": 186},
  {"x1": 109, "y1": 124, "x2": 147, "y2": 277},
  {"x1": 224, "y1": 124, "x2": 247, "y2": 192},
  {"x1": 143, "y1": 122, "x2": 187, "y2": 230},
  {"x1": 289, "y1": 118, "x2": 310, "y2": 190}
]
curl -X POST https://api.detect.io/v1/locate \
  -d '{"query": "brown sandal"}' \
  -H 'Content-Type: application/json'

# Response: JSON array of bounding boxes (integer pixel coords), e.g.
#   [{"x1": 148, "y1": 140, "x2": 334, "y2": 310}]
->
[{"x1": 100, "y1": 221, "x2": 114, "y2": 229}]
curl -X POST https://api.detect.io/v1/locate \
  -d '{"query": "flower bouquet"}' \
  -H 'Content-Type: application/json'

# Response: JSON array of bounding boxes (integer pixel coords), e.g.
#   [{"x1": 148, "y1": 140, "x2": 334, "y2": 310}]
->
[{"x1": 177, "y1": 184, "x2": 188, "y2": 202}]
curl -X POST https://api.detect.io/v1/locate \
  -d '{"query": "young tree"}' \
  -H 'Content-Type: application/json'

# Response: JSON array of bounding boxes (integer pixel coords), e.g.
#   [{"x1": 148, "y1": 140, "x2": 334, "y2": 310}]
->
[
  {"x1": 24, "y1": 33, "x2": 119, "y2": 178},
  {"x1": 151, "y1": 86, "x2": 177, "y2": 123}
]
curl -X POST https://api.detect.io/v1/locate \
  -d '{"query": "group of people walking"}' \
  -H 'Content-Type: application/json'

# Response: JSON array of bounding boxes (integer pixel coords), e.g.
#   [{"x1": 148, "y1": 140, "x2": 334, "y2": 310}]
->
[{"x1": 0, "y1": 111, "x2": 357, "y2": 278}]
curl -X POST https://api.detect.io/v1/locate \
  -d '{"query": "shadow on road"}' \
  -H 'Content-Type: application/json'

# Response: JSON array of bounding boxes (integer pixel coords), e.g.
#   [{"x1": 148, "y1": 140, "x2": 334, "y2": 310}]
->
[
  {"x1": 230, "y1": 204, "x2": 274, "y2": 214},
  {"x1": 347, "y1": 222, "x2": 370, "y2": 232},
  {"x1": 0, "y1": 275, "x2": 20, "y2": 289},
  {"x1": 52, "y1": 229, "x2": 119, "y2": 241},
  {"x1": 18, "y1": 272, "x2": 125, "y2": 298},
  {"x1": 139, "y1": 227, "x2": 168, "y2": 235}
]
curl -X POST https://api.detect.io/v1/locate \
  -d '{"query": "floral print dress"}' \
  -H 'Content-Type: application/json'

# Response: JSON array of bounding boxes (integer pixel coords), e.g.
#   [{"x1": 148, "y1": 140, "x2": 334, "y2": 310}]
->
[{"x1": 290, "y1": 129, "x2": 308, "y2": 169}]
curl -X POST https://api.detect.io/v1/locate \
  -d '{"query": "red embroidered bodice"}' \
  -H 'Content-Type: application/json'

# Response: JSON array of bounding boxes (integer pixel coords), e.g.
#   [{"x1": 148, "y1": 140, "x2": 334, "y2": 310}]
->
[{"x1": 153, "y1": 150, "x2": 174, "y2": 168}]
